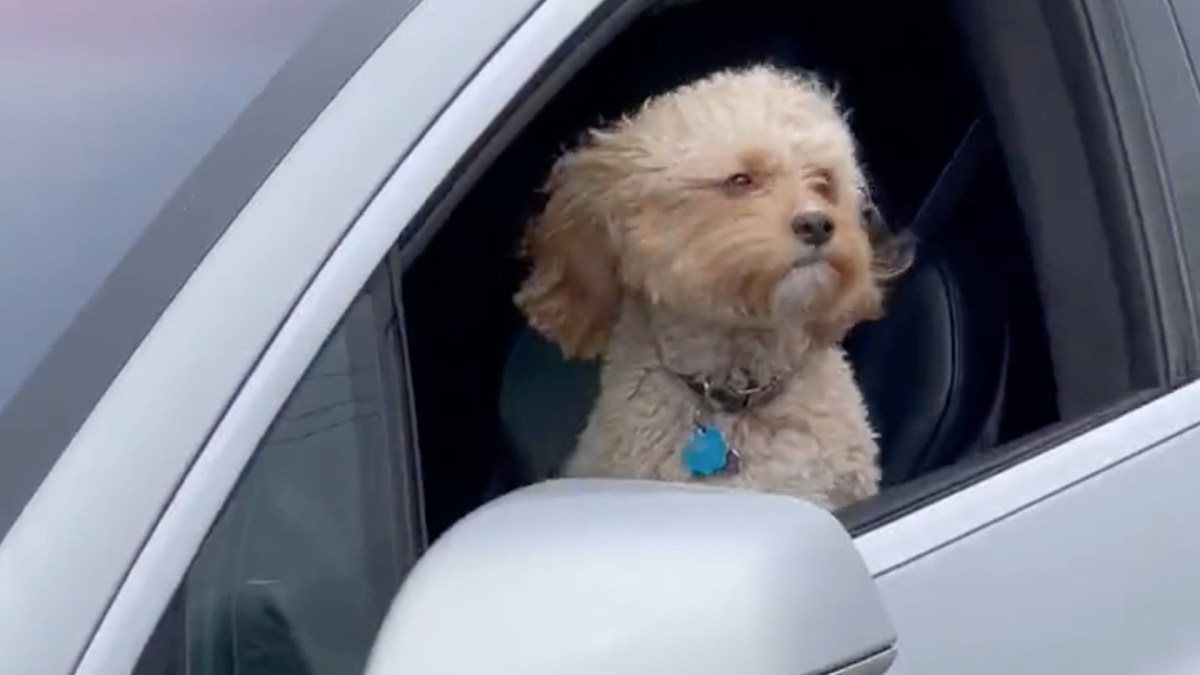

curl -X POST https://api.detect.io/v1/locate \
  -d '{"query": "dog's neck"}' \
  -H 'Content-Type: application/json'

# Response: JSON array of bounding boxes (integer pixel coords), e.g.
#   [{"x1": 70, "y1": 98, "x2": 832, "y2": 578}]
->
[{"x1": 621, "y1": 300, "x2": 815, "y2": 395}]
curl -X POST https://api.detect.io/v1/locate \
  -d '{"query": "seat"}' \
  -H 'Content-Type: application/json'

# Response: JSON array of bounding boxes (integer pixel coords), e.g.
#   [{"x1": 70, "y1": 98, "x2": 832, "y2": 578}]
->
[
  {"x1": 843, "y1": 120, "x2": 1011, "y2": 485},
  {"x1": 498, "y1": 121, "x2": 1011, "y2": 490}
]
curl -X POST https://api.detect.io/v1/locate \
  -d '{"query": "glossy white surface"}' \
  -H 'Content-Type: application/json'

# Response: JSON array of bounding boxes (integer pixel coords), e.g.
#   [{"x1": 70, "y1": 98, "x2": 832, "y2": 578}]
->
[
  {"x1": 856, "y1": 383, "x2": 1200, "y2": 575},
  {"x1": 875, "y1": 392, "x2": 1200, "y2": 674},
  {"x1": 365, "y1": 480, "x2": 895, "y2": 675}
]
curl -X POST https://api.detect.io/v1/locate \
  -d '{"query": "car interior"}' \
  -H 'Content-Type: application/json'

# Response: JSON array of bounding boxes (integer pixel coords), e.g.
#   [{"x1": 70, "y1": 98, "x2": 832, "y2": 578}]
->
[{"x1": 406, "y1": 0, "x2": 1069, "y2": 539}]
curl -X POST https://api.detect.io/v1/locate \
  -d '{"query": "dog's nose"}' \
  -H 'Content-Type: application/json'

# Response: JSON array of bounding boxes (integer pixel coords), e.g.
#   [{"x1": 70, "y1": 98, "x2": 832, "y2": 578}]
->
[{"x1": 792, "y1": 211, "x2": 834, "y2": 246}]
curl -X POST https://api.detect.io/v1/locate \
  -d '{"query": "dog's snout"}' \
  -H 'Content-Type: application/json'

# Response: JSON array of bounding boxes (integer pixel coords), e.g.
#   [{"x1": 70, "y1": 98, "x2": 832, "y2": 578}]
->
[{"x1": 792, "y1": 212, "x2": 834, "y2": 246}]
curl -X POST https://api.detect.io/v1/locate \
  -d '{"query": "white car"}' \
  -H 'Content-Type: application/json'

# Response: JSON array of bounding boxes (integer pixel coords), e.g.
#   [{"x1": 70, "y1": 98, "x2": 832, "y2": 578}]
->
[{"x1": 3, "y1": 0, "x2": 1200, "y2": 673}]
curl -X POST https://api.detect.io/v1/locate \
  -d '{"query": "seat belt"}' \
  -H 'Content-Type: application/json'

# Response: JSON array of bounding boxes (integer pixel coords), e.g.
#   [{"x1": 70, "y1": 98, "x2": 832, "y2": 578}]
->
[
  {"x1": 903, "y1": 117, "x2": 1009, "y2": 458},
  {"x1": 905, "y1": 118, "x2": 998, "y2": 242}
]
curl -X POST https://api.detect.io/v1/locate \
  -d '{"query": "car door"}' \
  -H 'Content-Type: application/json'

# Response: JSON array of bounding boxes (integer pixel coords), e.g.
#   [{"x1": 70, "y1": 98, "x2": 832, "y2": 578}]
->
[
  {"x1": 857, "y1": 1, "x2": 1200, "y2": 672},
  {"x1": 0, "y1": 0, "x2": 546, "y2": 673},
  {"x1": 225, "y1": 0, "x2": 1198, "y2": 671},
  {"x1": 17, "y1": 1, "x2": 1199, "y2": 674}
]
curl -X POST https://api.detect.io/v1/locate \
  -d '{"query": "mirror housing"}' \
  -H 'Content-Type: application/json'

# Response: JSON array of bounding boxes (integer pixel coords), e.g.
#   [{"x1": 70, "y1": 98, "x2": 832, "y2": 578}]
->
[{"x1": 366, "y1": 480, "x2": 896, "y2": 675}]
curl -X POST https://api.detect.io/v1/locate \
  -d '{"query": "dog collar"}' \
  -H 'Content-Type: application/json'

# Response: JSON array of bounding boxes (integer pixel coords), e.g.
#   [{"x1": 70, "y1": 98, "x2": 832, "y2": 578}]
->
[
  {"x1": 653, "y1": 345, "x2": 790, "y2": 477},
  {"x1": 677, "y1": 371, "x2": 788, "y2": 415},
  {"x1": 677, "y1": 375, "x2": 785, "y2": 478}
]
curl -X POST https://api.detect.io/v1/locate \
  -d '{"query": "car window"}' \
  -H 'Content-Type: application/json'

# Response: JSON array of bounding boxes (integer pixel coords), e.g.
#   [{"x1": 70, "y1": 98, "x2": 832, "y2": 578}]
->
[
  {"x1": 134, "y1": 267, "x2": 423, "y2": 675},
  {"x1": 0, "y1": 0, "x2": 425, "y2": 541}
]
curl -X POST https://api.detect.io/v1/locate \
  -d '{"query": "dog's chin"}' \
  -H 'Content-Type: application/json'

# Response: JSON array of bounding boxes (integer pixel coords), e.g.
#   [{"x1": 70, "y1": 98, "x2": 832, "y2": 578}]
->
[{"x1": 770, "y1": 260, "x2": 838, "y2": 320}]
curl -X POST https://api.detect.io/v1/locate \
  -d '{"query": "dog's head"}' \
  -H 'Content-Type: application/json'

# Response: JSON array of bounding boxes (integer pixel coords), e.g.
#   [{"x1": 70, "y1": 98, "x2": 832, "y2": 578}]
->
[{"x1": 516, "y1": 66, "x2": 912, "y2": 359}]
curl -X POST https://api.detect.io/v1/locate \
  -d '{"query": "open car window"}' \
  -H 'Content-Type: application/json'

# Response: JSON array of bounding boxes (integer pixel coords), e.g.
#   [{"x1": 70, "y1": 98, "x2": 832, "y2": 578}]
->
[{"x1": 399, "y1": 0, "x2": 1178, "y2": 538}]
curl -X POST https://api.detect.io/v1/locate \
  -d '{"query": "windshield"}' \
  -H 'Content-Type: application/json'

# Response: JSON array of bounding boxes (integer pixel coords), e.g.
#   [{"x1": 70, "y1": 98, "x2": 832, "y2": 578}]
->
[
  {"x1": 0, "y1": 0, "x2": 346, "y2": 410},
  {"x1": 0, "y1": 0, "x2": 420, "y2": 539}
]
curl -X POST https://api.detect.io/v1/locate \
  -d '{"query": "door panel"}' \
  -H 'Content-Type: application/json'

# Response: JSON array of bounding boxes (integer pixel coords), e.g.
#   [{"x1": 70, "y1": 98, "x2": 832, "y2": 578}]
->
[{"x1": 876, "y1": 386, "x2": 1200, "y2": 674}]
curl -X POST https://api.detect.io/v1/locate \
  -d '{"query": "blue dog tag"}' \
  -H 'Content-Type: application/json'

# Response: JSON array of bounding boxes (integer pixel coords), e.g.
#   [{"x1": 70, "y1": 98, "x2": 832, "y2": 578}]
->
[{"x1": 683, "y1": 424, "x2": 730, "y2": 477}]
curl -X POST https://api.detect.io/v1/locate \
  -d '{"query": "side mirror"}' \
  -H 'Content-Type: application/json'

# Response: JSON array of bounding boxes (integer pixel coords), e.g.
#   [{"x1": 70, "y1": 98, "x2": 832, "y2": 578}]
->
[{"x1": 365, "y1": 480, "x2": 896, "y2": 675}]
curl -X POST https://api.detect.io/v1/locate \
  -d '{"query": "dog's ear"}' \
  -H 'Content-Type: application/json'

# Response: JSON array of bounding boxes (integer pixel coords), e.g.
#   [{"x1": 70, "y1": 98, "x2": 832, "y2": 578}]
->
[
  {"x1": 813, "y1": 197, "x2": 915, "y2": 344},
  {"x1": 862, "y1": 200, "x2": 916, "y2": 283},
  {"x1": 813, "y1": 283, "x2": 883, "y2": 346},
  {"x1": 514, "y1": 145, "x2": 621, "y2": 360}
]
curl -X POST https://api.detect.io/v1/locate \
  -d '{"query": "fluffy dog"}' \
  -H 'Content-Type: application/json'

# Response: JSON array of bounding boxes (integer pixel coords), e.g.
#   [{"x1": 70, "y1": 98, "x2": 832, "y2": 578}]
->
[{"x1": 514, "y1": 65, "x2": 911, "y2": 510}]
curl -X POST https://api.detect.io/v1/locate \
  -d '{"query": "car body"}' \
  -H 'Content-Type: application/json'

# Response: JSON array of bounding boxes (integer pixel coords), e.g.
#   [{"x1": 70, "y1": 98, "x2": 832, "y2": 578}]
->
[{"x1": 3, "y1": 0, "x2": 1200, "y2": 673}]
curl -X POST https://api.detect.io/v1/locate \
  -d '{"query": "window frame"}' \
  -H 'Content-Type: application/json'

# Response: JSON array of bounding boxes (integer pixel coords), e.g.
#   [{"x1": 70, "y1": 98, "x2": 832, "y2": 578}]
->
[
  {"x1": 962, "y1": 0, "x2": 1183, "y2": 412},
  {"x1": 1041, "y1": 0, "x2": 1199, "y2": 387},
  {"x1": 132, "y1": 260, "x2": 424, "y2": 675},
  {"x1": 2, "y1": 1, "x2": 549, "y2": 673},
  {"x1": 1099, "y1": 0, "x2": 1200, "y2": 344},
  {"x1": 836, "y1": 0, "x2": 1200, "y2": 534},
  {"x1": 352, "y1": 260, "x2": 429, "y2": 609},
  {"x1": 299, "y1": 0, "x2": 1200, "y2": 552},
  {"x1": 68, "y1": 2, "x2": 604, "y2": 674},
  {"x1": 392, "y1": 0, "x2": 1200, "y2": 545}
]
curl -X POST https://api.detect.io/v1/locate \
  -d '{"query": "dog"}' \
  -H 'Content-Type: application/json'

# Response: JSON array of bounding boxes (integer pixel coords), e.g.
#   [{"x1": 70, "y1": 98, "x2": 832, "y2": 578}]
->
[{"x1": 514, "y1": 65, "x2": 912, "y2": 510}]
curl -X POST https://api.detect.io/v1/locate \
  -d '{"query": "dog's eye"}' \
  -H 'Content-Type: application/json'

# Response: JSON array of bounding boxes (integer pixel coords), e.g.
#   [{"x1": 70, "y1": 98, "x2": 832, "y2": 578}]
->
[
  {"x1": 811, "y1": 169, "x2": 836, "y2": 199},
  {"x1": 723, "y1": 172, "x2": 755, "y2": 189}
]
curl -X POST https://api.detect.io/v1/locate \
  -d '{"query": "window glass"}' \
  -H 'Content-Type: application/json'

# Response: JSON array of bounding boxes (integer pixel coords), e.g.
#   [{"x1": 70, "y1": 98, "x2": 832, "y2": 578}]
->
[
  {"x1": 0, "y1": 0, "x2": 347, "y2": 411},
  {"x1": 136, "y1": 274, "x2": 422, "y2": 675}
]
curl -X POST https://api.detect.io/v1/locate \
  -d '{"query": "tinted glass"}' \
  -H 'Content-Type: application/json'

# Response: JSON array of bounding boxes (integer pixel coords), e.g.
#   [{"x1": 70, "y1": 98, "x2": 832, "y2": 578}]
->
[
  {"x1": 135, "y1": 275, "x2": 422, "y2": 675},
  {"x1": 0, "y1": 0, "x2": 347, "y2": 411}
]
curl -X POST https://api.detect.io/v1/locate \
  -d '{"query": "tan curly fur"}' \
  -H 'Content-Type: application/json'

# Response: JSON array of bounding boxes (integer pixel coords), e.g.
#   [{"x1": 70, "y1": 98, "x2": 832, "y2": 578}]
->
[{"x1": 515, "y1": 65, "x2": 911, "y2": 510}]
